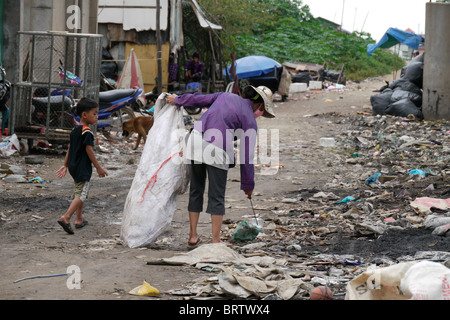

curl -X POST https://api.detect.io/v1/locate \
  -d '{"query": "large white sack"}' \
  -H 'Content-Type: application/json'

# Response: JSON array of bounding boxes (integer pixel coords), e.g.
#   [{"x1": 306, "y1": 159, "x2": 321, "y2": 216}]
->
[
  {"x1": 400, "y1": 261, "x2": 450, "y2": 300},
  {"x1": 121, "y1": 93, "x2": 189, "y2": 248}
]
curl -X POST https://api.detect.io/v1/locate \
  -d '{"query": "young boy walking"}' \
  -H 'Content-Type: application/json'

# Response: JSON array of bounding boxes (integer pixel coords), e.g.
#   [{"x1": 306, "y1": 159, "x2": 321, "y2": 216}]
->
[{"x1": 56, "y1": 97, "x2": 108, "y2": 234}]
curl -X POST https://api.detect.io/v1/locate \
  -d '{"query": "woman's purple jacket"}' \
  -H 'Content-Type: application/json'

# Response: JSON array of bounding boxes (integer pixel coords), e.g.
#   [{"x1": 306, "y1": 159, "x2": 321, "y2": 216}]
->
[{"x1": 174, "y1": 92, "x2": 257, "y2": 191}]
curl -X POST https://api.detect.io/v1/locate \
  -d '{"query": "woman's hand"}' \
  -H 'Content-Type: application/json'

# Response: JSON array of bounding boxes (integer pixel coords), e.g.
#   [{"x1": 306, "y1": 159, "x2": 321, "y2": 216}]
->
[
  {"x1": 167, "y1": 94, "x2": 178, "y2": 105},
  {"x1": 244, "y1": 189, "x2": 253, "y2": 199}
]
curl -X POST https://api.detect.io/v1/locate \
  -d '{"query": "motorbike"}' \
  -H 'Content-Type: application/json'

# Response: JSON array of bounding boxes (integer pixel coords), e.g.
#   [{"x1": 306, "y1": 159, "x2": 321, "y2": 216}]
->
[
  {"x1": 0, "y1": 66, "x2": 11, "y2": 136},
  {"x1": 51, "y1": 64, "x2": 83, "y2": 96},
  {"x1": 31, "y1": 62, "x2": 142, "y2": 140},
  {"x1": 94, "y1": 87, "x2": 142, "y2": 140}
]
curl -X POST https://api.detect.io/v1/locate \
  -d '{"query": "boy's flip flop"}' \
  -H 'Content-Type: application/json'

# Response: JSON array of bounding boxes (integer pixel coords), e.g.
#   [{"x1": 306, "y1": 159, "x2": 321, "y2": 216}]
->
[
  {"x1": 75, "y1": 220, "x2": 89, "y2": 229},
  {"x1": 58, "y1": 219, "x2": 74, "y2": 235}
]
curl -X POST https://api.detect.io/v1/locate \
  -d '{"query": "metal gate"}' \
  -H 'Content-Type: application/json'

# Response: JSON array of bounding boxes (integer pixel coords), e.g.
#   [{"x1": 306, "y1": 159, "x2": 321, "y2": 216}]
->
[{"x1": 10, "y1": 31, "x2": 102, "y2": 144}]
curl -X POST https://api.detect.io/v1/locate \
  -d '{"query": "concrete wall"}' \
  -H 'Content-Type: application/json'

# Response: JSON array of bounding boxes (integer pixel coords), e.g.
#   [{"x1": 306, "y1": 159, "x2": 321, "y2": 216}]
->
[
  {"x1": 422, "y1": 2, "x2": 450, "y2": 120},
  {"x1": 2, "y1": 0, "x2": 98, "y2": 78},
  {"x1": 2, "y1": 0, "x2": 21, "y2": 78}
]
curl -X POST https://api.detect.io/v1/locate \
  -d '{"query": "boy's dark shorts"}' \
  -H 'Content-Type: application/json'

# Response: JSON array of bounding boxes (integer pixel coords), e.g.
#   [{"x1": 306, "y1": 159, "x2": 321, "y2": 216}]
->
[{"x1": 188, "y1": 162, "x2": 228, "y2": 215}]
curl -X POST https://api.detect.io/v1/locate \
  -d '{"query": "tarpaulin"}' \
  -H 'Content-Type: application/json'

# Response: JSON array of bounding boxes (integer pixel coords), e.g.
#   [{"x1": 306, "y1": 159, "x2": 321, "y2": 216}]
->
[
  {"x1": 367, "y1": 28, "x2": 423, "y2": 56},
  {"x1": 224, "y1": 56, "x2": 281, "y2": 79}
]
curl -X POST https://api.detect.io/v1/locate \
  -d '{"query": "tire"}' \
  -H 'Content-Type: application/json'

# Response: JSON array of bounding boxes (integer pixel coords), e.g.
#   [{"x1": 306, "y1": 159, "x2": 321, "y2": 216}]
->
[{"x1": 101, "y1": 106, "x2": 136, "y2": 140}]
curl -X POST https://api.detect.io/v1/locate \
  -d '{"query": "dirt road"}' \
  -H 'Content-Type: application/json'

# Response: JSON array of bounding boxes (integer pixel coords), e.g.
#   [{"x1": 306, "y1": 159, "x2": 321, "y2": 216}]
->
[{"x1": 1, "y1": 74, "x2": 448, "y2": 301}]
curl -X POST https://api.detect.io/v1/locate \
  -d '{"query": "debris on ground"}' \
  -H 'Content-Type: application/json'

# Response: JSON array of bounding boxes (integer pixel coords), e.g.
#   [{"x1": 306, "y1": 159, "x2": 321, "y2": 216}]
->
[
  {"x1": 1, "y1": 75, "x2": 449, "y2": 300},
  {"x1": 148, "y1": 109, "x2": 449, "y2": 300}
]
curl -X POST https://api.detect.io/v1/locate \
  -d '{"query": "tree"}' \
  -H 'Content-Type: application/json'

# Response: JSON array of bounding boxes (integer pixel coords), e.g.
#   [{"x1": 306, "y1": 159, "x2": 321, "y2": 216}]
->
[{"x1": 195, "y1": 0, "x2": 403, "y2": 81}]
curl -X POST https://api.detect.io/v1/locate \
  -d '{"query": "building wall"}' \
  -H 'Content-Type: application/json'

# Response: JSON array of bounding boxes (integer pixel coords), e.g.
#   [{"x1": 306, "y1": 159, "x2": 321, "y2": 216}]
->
[
  {"x1": 389, "y1": 43, "x2": 414, "y2": 60},
  {"x1": 2, "y1": 0, "x2": 98, "y2": 78},
  {"x1": 125, "y1": 42, "x2": 170, "y2": 93}
]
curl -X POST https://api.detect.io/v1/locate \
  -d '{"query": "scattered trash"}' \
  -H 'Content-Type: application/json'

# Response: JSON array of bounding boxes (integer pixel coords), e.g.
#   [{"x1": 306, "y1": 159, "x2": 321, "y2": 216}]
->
[
  {"x1": 3, "y1": 174, "x2": 27, "y2": 183},
  {"x1": 409, "y1": 169, "x2": 426, "y2": 177},
  {"x1": 232, "y1": 221, "x2": 261, "y2": 242},
  {"x1": 159, "y1": 243, "x2": 306, "y2": 300},
  {"x1": 289, "y1": 82, "x2": 307, "y2": 93},
  {"x1": 410, "y1": 197, "x2": 450, "y2": 215},
  {"x1": 0, "y1": 134, "x2": 20, "y2": 158},
  {"x1": 28, "y1": 176, "x2": 50, "y2": 183},
  {"x1": 343, "y1": 258, "x2": 362, "y2": 266},
  {"x1": 365, "y1": 173, "x2": 381, "y2": 185},
  {"x1": 309, "y1": 81, "x2": 323, "y2": 90},
  {"x1": 309, "y1": 285, "x2": 333, "y2": 300},
  {"x1": 13, "y1": 273, "x2": 68, "y2": 284},
  {"x1": 3, "y1": 75, "x2": 450, "y2": 301},
  {"x1": 24, "y1": 155, "x2": 45, "y2": 164},
  {"x1": 431, "y1": 224, "x2": 450, "y2": 237},
  {"x1": 319, "y1": 137, "x2": 336, "y2": 147},
  {"x1": 335, "y1": 196, "x2": 356, "y2": 204},
  {"x1": 129, "y1": 280, "x2": 160, "y2": 297}
]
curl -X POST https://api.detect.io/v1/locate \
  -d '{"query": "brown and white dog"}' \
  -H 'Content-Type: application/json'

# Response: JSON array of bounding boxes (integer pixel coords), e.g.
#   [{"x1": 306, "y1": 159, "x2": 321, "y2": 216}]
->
[{"x1": 122, "y1": 116, "x2": 154, "y2": 150}]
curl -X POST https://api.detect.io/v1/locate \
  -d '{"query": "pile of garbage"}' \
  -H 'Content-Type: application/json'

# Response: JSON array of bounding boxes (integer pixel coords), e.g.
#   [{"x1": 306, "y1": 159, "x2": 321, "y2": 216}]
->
[
  {"x1": 146, "y1": 243, "x2": 449, "y2": 300},
  {"x1": 141, "y1": 112, "x2": 449, "y2": 300},
  {"x1": 321, "y1": 112, "x2": 450, "y2": 238},
  {"x1": 284, "y1": 61, "x2": 346, "y2": 86},
  {"x1": 371, "y1": 53, "x2": 424, "y2": 119}
]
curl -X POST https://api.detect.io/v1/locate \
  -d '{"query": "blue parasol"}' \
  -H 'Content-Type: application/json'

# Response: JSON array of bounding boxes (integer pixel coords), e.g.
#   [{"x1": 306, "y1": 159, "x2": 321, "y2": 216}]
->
[{"x1": 225, "y1": 55, "x2": 281, "y2": 79}]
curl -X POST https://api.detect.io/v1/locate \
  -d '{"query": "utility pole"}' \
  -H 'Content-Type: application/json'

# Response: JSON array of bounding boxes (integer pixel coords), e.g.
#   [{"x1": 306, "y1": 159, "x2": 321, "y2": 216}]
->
[{"x1": 156, "y1": 0, "x2": 162, "y2": 93}]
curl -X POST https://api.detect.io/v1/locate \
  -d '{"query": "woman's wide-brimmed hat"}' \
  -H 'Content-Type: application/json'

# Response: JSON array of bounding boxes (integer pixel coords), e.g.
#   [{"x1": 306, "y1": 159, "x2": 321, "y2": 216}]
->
[{"x1": 243, "y1": 85, "x2": 276, "y2": 118}]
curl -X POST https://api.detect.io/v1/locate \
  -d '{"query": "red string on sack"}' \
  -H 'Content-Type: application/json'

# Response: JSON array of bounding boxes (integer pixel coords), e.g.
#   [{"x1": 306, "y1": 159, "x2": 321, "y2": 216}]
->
[{"x1": 138, "y1": 152, "x2": 183, "y2": 204}]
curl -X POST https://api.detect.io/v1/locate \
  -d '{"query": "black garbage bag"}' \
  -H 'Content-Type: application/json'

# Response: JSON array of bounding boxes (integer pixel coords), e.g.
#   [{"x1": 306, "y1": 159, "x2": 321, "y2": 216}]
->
[
  {"x1": 388, "y1": 78, "x2": 422, "y2": 96},
  {"x1": 403, "y1": 61, "x2": 423, "y2": 89},
  {"x1": 391, "y1": 88, "x2": 422, "y2": 108},
  {"x1": 292, "y1": 71, "x2": 313, "y2": 84},
  {"x1": 385, "y1": 98, "x2": 424, "y2": 120},
  {"x1": 370, "y1": 89, "x2": 393, "y2": 115},
  {"x1": 323, "y1": 70, "x2": 340, "y2": 82},
  {"x1": 411, "y1": 52, "x2": 424, "y2": 64}
]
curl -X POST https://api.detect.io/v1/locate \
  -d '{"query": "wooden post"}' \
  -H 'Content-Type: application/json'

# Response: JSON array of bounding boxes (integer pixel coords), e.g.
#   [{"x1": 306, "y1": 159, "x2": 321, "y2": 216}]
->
[
  {"x1": 209, "y1": 30, "x2": 216, "y2": 93},
  {"x1": 337, "y1": 63, "x2": 345, "y2": 84}
]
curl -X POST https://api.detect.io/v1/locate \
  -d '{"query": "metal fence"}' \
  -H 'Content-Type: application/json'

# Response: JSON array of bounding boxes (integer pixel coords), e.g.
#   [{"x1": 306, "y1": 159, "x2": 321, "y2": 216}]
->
[{"x1": 10, "y1": 31, "x2": 102, "y2": 143}]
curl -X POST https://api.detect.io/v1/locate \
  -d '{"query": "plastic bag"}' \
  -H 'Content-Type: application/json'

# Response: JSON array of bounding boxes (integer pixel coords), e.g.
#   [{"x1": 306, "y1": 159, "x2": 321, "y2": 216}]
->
[
  {"x1": 370, "y1": 90, "x2": 392, "y2": 115},
  {"x1": 129, "y1": 280, "x2": 160, "y2": 297},
  {"x1": 391, "y1": 88, "x2": 422, "y2": 108},
  {"x1": 346, "y1": 261, "x2": 416, "y2": 300},
  {"x1": 400, "y1": 261, "x2": 450, "y2": 300},
  {"x1": 403, "y1": 61, "x2": 424, "y2": 89},
  {"x1": 121, "y1": 93, "x2": 189, "y2": 248},
  {"x1": 291, "y1": 71, "x2": 312, "y2": 84},
  {"x1": 232, "y1": 221, "x2": 261, "y2": 242},
  {"x1": 346, "y1": 261, "x2": 450, "y2": 300},
  {"x1": 385, "y1": 98, "x2": 424, "y2": 120},
  {"x1": 0, "y1": 134, "x2": 20, "y2": 158},
  {"x1": 388, "y1": 78, "x2": 422, "y2": 96}
]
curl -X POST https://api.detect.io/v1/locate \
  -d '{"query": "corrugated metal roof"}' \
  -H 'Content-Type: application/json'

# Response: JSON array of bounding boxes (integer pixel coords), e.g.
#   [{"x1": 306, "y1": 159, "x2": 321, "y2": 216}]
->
[
  {"x1": 190, "y1": 0, "x2": 222, "y2": 30},
  {"x1": 98, "y1": 0, "x2": 169, "y2": 32}
]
